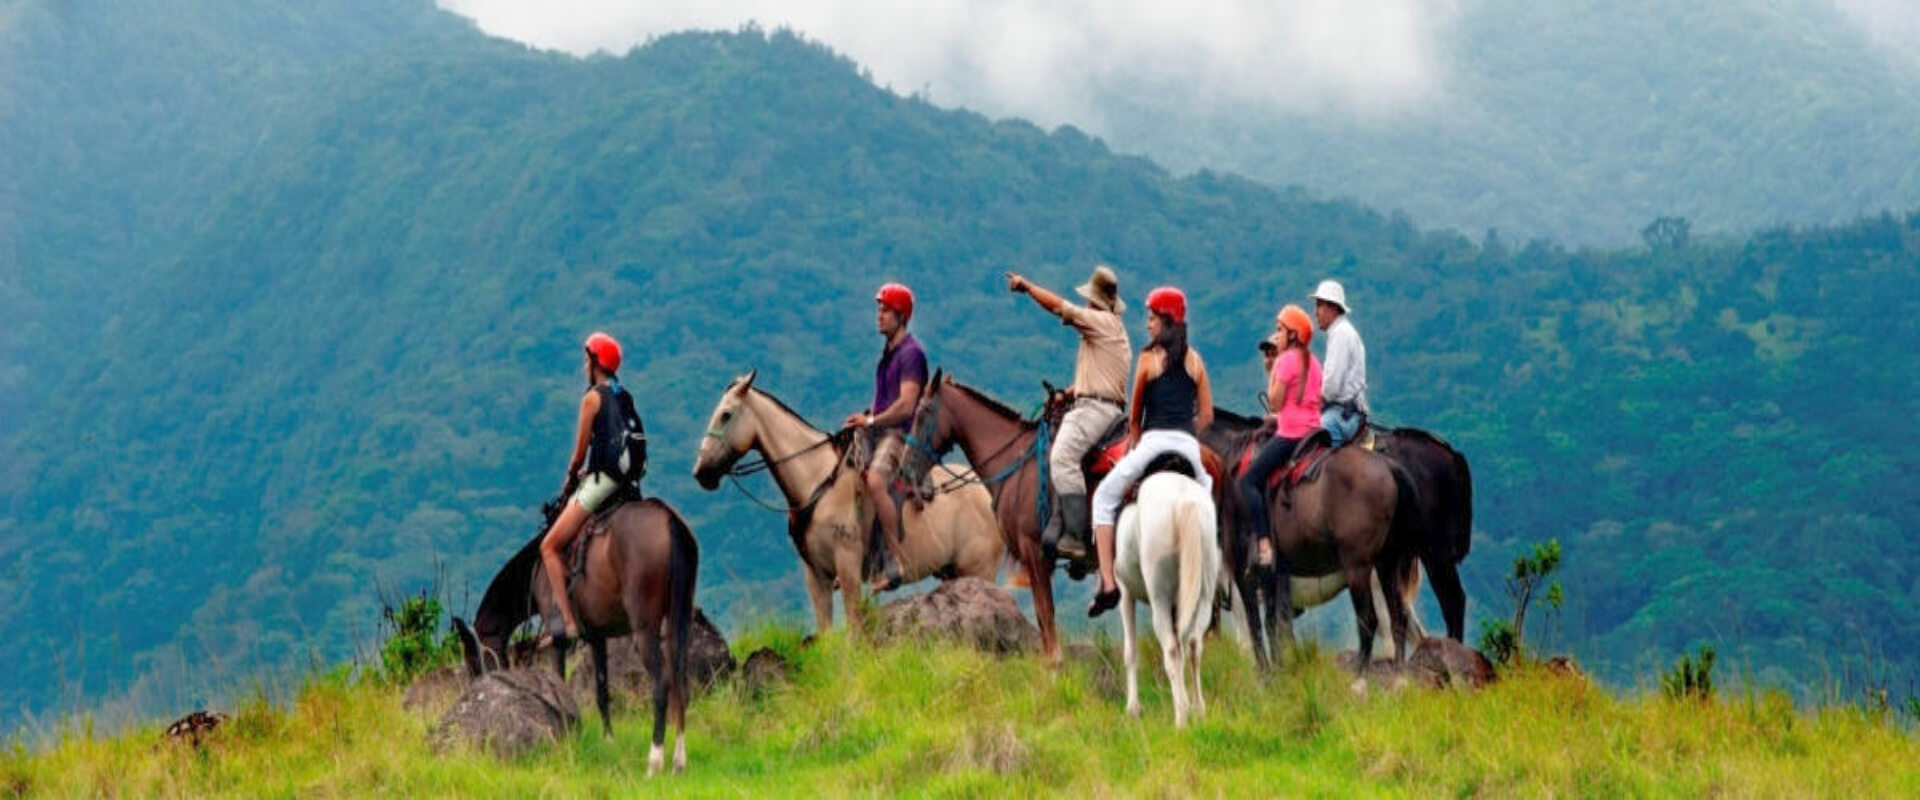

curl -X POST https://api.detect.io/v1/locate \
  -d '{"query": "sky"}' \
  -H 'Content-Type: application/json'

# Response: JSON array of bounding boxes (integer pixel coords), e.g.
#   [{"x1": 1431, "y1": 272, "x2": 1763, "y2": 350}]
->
[
  {"x1": 435, "y1": 1, "x2": 1920, "y2": 135},
  {"x1": 435, "y1": 0, "x2": 1464, "y2": 132}
]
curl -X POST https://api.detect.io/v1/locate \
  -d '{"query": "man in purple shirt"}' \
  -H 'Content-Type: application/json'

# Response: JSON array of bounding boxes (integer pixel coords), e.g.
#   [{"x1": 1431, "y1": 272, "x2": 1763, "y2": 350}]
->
[{"x1": 844, "y1": 282, "x2": 928, "y2": 591}]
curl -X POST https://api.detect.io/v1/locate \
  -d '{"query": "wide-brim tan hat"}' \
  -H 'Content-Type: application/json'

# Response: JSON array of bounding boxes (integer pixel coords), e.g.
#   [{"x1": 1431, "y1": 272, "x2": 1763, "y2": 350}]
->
[{"x1": 1074, "y1": 265, "x2": 1124, "y2": 313}]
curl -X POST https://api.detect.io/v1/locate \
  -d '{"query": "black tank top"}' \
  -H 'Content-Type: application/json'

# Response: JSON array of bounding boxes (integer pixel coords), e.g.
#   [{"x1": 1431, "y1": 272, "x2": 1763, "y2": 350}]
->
[
  {"x1": 588, "y1": 383, "x2": 637, "y2": 477},
  {"x1": 1141, "y1": 350, "x2": 1196, "y2": 434}
]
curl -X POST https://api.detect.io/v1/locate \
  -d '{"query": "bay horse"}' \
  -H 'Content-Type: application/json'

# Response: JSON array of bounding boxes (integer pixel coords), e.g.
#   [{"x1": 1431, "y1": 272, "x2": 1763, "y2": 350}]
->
[
  {"x1": 1201, "y1": 409, "x2": 1418, "y2": 670},
  {"x1": 1115, "y1": 471, "x2": 1221, "y2": 728},
  {"x1": 904, "y1": 371, "x2": 1078, "y2": 662},
  {"x1": 452, "y1": 497, "x2": 698, "y2": 775},
  {"x1": 691, "y1": 370, "x2": 1001, "y2": 636}
]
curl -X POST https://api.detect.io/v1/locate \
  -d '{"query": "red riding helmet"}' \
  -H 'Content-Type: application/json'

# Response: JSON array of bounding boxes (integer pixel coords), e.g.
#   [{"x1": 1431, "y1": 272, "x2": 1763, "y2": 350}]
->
[
  {"x1": 1146, "y1": 287, "x2": 1187, "y2": 325},
  {"x1": 875, "y1": 282, "x2": 915, "y2": 320},
  {"x1": 584, "y1": 332, "x2": 623, "y2": 374}
]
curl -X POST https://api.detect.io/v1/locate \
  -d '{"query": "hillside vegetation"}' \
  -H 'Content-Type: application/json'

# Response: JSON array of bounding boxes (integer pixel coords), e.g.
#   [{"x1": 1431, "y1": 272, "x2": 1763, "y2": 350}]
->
[
  {"x1": 4, "y1": 5, "x2": 1918, "y2": 722},
  {"x1": 5, "y1": 632, "x2": 1919, "y2": 797}
]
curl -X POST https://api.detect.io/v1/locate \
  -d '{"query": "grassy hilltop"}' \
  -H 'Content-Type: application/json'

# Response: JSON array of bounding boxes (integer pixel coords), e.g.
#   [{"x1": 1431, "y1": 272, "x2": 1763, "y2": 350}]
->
[{"x1": 7, "y1": 626, "x2": 1918, "y2": 798}]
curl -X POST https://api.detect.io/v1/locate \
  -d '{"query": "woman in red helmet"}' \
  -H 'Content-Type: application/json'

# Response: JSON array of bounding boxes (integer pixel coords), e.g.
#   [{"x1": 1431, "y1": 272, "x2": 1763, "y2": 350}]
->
[
  {"x1": 539, "y1": 331, "x2": 646, "y2": 645},
  {"x1": 1088, "y1": 287, "x2": 1215, "y2": 617}
]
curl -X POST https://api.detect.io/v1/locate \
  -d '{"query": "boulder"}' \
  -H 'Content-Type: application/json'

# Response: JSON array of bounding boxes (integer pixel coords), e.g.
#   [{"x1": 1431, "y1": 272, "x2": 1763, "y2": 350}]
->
[
  {"x1": 402, "y1": 665, "x2": 468, "y2": 716},
  {"x1": 568, "y1": 608, "x2": 737, "y2": 703},
  {"x1": 740, "y1": 648, "x2": 791, "y2": 695},
  {"x1": 876, "y1": 577, "x2": 1040, "y2": 655},
  {"x1": 1406, "y1": 637, "x2": 1497, "y2": 689},
  {"x1": 433, "y1": 668, "x2": 578, "y2": 758}
]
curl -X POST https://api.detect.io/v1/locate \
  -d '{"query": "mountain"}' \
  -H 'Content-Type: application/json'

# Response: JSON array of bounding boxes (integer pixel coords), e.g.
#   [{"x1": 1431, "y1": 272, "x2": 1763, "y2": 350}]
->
[
  {"x1": 1099, "y1": 0, "x2": 1920, "y2": 246},
  {"x1": 4, "y1": 3, "x2": 1918, "y2": 721}
]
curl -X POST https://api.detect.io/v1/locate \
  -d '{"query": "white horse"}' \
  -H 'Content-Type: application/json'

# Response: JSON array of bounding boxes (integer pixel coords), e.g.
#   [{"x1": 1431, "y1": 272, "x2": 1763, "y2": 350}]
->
[{"x1": 1115, "y1": 471, "x2": 1223, "y2": 728}]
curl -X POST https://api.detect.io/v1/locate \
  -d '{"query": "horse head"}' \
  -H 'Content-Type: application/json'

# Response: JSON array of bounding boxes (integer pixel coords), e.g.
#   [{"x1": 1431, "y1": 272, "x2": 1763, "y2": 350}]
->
[
  {"x1": 906, "y1": 369, "x2": 958, "y2": 462},
  {"x1": 693, "y1": 369, "x2": 758, "y2": 489}
]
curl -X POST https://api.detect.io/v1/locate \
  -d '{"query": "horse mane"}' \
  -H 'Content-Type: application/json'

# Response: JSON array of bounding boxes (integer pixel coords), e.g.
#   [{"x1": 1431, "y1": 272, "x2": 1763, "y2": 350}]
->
[
  {"x1": 744, "y1": 384, "x2": 828, "y2": 434},
  {"x1": 946, "y1": 378, "x2": 1036, "y2": 427},
  {"x1": 1211, "y1": 405, "x2": 1264, "y2": 432},
  {"x1": 472, "y1": 529, "x2": 545, "y2": 640}
]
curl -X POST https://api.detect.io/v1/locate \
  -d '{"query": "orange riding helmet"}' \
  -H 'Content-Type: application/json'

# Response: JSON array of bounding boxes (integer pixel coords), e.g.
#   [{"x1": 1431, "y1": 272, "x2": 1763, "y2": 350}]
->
[
  {"x1": 875, "y1": 282, "x2": 915, "y2": 321},
  {"x1": 584, "y1": 332, "x2": 623, "y2": 374},
  {"x1": 1145, "y1": 287, "x2": 1187, "y2": 325},
  {"x1": 1277, "y1": 304, "x2": 1313, "y2": 346}
]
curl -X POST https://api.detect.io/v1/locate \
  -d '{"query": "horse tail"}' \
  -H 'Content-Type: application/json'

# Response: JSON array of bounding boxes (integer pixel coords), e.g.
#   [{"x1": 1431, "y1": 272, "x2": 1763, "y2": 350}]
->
[
  {"x1": 1173, "y1": 480, "x2": 1216, "y2": 643},
  {"x1": 665, "y1": 505, "x2": 700, "y2": 692},
  {"x1": 1388, "y1": 461, "x2": 1421, "y2": 562}
]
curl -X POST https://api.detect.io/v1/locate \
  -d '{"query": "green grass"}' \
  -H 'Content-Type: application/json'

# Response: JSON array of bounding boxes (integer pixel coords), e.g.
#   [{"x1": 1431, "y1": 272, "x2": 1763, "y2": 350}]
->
[{"x1": 6, "y1": 629, "x2": 1919, "y2": 798}]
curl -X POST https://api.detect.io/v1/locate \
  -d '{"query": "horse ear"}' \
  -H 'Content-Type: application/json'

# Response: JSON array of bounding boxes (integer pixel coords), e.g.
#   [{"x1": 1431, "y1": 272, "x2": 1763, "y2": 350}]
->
[
  {"x1": 932, "y1": 367, "x2": 944, "y2": 386},
  {"x1": 738, "y1": 368, "x2": 757, "y2": 394}
]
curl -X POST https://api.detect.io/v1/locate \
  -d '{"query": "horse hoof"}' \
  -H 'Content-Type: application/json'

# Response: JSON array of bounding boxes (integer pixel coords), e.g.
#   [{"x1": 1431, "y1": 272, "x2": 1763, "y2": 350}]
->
[
  {"x1": 648, "y1": 744, "x2": 665, "y2": 776},
  {"x1": 1126, "y1": 703, "x2": 1141, "y2": 719}
]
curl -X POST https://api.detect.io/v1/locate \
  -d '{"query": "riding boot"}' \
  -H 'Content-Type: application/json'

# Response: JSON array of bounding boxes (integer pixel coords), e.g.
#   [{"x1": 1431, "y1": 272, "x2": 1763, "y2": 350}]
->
[
  {"x1": 1040, "y1": 493, "x2": 1066, "y2": 554},
  {"x1": 870, "y1": 520, "x2": 904, "y2": 592},
  {"x1": 1054, "y1": 494, "x2": 1091, "y2": 561}
]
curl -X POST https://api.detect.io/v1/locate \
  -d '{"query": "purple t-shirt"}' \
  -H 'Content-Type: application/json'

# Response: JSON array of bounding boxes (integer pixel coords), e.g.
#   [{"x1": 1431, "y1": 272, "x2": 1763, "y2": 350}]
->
[{"x1": 872, "y1": 333, "x2": 928, "y2": 430}]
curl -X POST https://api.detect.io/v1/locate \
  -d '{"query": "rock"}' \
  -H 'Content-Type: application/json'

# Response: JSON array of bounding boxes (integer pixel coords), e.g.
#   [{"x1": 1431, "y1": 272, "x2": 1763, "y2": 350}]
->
[
  {"x1": 1544, "y1": 656, "x2": 1586, "y2": 681},
  {"x1": 1335, "y1": 650, "x2": 1412, "y2": 688},
  {"x1": 433, "y1": 668, "x2": 578, "y2": 759},
  {"x1": 1406, "y1": 637, "x2": 1497, "y2": 689},
  {"x1": 876, "y1": 577, "x2": 1040, "y2": 655},
  {"x1": 568, "y1": 608, "x2": 737, "y2": 703},
  {"x1": 740, "y1": 648, "x2": 791, "y2": 695},
  {"x1": 402, "y1": 666, "x2": 468, "y2": 716}
]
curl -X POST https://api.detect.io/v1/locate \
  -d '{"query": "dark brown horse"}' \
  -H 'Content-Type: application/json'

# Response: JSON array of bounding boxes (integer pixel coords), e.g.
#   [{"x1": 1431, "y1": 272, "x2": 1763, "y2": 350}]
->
[
  {"x1": 1203, "y1": 410, "x2": 1424, "y2": 672},
  {"x1": 453, "y1": 498, "x2": 699, "y2": 775},
  {"x1": 1371, "y1": 427, "x2": 1473, "y2": 640}
]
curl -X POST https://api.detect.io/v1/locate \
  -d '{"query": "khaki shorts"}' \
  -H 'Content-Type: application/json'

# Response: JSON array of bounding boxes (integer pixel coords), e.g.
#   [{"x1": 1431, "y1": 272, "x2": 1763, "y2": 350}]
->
[
  {"x1": 867, "y1": 430, "x2": 907, "y2": 479},
  {"x1": 569, "y1": 472, "x2": 620, "y2": 513}
]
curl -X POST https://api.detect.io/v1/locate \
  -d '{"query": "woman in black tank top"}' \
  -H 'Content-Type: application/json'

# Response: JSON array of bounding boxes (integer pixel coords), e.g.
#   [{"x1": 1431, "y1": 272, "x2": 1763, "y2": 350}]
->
[{"x1": 1089, "y1": 288, "x2": 1216, "y2": 617}]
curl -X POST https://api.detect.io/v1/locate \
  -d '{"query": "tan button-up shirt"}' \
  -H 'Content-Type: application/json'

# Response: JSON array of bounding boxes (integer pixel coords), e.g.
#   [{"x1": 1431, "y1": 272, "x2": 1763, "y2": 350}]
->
[{"x1": 1058, "y1": 304, "x2": 1131, "y2": 402}]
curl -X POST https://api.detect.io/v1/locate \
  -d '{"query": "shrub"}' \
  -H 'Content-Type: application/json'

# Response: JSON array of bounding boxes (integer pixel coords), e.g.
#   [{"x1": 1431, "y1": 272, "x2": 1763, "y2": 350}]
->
[
  {"x1": 380, "y1": 591, "x2": 459, "y2": 684},
  {"x1": 1662, "y1": 644, "x2": 1716, "y2": 702}
]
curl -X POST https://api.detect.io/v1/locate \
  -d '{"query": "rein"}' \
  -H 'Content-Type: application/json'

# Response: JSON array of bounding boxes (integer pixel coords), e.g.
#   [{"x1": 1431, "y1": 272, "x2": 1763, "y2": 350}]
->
[
  {"x1": 709, "y1": 402, "x2": 852, "y2": 515},
  {"x1": 912, "y1": 385, "x2": 1047, "y2": 493}
]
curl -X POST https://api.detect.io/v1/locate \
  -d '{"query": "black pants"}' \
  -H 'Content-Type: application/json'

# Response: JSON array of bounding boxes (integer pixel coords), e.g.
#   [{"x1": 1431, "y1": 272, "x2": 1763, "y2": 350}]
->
[{"x1": 1238, "y1": 436, "x2": 1301, "y2": 537}]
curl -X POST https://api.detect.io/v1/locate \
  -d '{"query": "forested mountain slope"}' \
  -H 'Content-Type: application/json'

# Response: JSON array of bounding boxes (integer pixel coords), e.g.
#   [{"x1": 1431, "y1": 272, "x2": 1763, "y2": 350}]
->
[{"x1": 4, "y1": 11, "x2": 1916, "y2": 722}]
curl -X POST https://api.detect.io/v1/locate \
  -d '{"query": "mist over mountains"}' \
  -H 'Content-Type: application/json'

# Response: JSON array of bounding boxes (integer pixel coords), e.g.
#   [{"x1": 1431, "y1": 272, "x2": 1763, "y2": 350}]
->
[
  {"x1": 437, "y1": 0, "x2": 1920, "y2": 245},
  {"x1": 3, "y1": 0, "x2": 1917, "y2": 724}
]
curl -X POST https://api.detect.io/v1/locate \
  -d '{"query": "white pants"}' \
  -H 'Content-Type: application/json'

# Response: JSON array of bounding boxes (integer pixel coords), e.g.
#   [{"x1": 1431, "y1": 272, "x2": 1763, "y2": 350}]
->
[{"x1": 1093, "y1": 429, "x2": 1211, "y2": 527}]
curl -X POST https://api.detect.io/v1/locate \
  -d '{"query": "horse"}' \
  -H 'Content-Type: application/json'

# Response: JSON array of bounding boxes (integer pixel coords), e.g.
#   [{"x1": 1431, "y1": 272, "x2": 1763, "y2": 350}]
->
[
  {"x1": 691, "y1": 370, "x2": 1002, "y2": 636},
  {"x1": 904, "y1": 371, "x2": 1082, "y2": 663},
  {"x1": 1115, "y1": 470, "x2": 1221, "y2": 728},
  {"x1": 1371, "y1": 427, "x2": 1473, "y2": 641},
  {"x1": 452, "y1": 497, "x2": 699, "y2": 775}
]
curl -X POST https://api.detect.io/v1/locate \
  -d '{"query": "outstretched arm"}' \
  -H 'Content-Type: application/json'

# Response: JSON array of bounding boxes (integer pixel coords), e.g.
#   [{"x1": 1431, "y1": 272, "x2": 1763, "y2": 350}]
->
[{"x1": 1006, "y1": 272, "x2": 1067, "y2": 315}]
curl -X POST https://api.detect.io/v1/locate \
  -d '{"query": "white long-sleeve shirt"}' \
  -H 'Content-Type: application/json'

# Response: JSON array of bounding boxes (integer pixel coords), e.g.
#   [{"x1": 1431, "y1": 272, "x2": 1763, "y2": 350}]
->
[{"x1": 1319, "y1": 314, "x2": 1370, "y2": 414}]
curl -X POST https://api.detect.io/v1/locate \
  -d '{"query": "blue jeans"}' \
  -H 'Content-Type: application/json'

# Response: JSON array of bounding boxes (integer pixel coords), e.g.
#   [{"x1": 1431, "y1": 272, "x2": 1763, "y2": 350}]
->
[{"x1": 1322, "y1": 404, "x2": 1362, "y2": 446}]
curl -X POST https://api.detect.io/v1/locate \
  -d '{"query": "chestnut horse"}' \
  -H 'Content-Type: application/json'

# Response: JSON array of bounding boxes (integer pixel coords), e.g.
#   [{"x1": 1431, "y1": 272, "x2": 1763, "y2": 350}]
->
[
  {"x1": 453, "y1": 497, "x2": 698, "y2": 775},
  {"x1": 691, "y1": 370, "x2": 1001, "y2": 636}
]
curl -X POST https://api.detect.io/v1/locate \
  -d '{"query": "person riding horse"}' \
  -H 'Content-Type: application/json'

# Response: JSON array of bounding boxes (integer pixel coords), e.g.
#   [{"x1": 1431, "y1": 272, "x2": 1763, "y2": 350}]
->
[
  {"x1": 1312, "y1": 279, "x2": 1370, "y2": 446},
  {"x1": 1237, "y1": 304, "x2": 1322, "y2": 568},
  {"x1": 1005, "y1": 264, "x2": 1131, "y2": 561},
  {"x1": 540, "y1": 331, "x2": 646, "y2": 648},
  {"x1": 843, "y1": 282, "x2": 928, "y2": 592},
  {"x1": 1089, "y1": 287, "x2": 1215, "y2": 617}
]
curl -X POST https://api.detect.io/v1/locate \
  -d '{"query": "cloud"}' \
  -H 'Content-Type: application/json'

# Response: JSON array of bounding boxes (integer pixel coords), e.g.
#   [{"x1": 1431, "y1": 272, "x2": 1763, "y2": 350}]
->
[
  {"x1": 434, "y1": 0, "x2": 1462, "y2": 132},
  {"x1": 1832, "y1": 0, "x2": 1920, "y2": 66}
]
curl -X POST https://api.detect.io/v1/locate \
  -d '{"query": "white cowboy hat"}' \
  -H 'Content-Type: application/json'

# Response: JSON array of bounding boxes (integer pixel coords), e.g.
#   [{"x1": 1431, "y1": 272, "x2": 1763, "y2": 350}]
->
[{"x1": 1310, "y1": 279, "x2": 1349, "y2": 313}]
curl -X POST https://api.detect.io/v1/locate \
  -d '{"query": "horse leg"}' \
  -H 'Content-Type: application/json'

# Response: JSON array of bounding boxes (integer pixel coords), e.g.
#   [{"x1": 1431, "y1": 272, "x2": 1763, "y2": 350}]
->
[
  {"x1": 640, "y1": 628, "x2": 667, "y2": 777},
  {"x1": 1377, "y1": 557, "x2": 1413, "y2": 667},
  {"x1": 1424, "y1": 555, "x2": 1469, "y2": 642},
  {"x1": 803, "y1": 565, "x2": 834, "y2": 636},
  {"x1": 836, "y1": 541, "x2": 866, "y2": 638},
  {"x1": 1188, "y1": 630, "x2": 1207, "y2": 720},
  {"x1": 1345, "y1": 562, "x2": 1379, "y2": 672},
  {"x1": 1233, "y1": 568, "x2": 1270, "y2": 673},
  {"x1": 1120, "y1": 584, "x2": 1141, "y2": 718},
  {"x1": 1026, "y1": 541, "x2": 1061, "y2": 666},
  {"x1": 1152, "y1": 590, "x2": 1187, "y2": 728},
  {"x1": 590, "y1": 638, "x2": 613, "y2": 738},
  {"x1": 1270, "y1": 563, "x2": 1296, "y2": 664}
]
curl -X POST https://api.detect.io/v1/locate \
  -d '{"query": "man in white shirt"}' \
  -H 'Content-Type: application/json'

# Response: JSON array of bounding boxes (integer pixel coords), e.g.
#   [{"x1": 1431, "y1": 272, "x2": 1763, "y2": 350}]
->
[{"x1": 1312, "y1": 279, "x2": 1370, "y2": 446}]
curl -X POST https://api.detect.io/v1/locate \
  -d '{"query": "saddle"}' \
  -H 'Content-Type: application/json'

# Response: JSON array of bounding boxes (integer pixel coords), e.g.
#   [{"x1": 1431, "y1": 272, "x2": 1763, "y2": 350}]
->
[
  {"x1": 1235, "y1": 428, "x2": 1336, "y2": 497},
  {"x1": 566, "y1": 485, "x2": 643, "y2": 583}
]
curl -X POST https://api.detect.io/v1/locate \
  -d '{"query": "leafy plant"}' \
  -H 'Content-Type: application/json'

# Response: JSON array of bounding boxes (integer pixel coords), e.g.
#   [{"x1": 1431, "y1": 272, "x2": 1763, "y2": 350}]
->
[
  {"x1": 379, "y1": 591, "x2": 459, "y2": 685},
  {"x1": 1662, "y1": 644, "x2": 1717, "y2": 702}
]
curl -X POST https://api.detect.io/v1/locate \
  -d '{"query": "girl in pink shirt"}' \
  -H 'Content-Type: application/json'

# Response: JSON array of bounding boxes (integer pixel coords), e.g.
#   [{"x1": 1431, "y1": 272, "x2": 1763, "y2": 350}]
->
[{"x1": 1239, "y1": 305, "x2": 1323, "y2": 555}]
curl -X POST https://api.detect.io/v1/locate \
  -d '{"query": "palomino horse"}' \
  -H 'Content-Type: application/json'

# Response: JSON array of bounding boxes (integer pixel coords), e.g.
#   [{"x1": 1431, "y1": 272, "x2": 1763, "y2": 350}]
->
[
  {"x1": 453, "y1": 497, "x2": 699, "y2": 775},
  {"x1": 1115, "y1": 469, "x2": 1221, "y2": 728},
  {"x1": 691, "y1": 370, "x2": 1001, "y2": 635},
  {"x1": 904, "y1": 371, "x2": 1080, "y2": 662}
]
